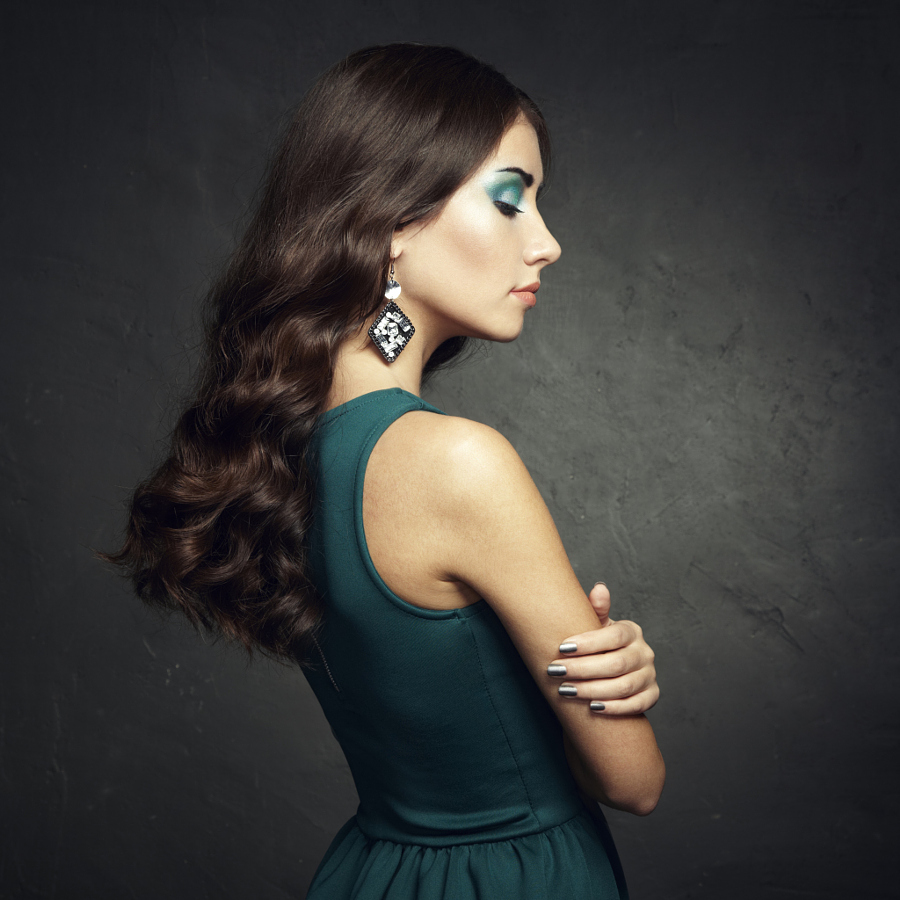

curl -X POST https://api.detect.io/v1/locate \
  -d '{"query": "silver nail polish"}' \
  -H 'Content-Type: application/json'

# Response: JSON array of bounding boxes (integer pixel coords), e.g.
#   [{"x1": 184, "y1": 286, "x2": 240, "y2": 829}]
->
[
  {"x1": 558, "y1": 684, "x2": 578, "y2": 697},
  {"x1": 547, "y1": 664, "x2": 567, "y2": 677},
  {"x1": 590, "y1": 701, "x2": 606, "y2": 712},
  {"x1": 559, "y1": 642, "x2": 577, "y2": 653}
]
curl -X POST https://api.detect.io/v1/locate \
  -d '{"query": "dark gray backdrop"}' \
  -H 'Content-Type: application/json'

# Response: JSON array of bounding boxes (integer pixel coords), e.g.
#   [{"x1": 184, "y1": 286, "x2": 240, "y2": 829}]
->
[{"x1": 2, "y1": 1, "x2": 898, "y2": 898}]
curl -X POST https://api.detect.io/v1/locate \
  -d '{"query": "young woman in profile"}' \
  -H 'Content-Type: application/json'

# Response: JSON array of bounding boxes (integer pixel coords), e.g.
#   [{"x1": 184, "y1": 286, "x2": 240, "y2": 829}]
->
[{"x1": 108, "y1": 44, "x2": 664, "y2": 899}]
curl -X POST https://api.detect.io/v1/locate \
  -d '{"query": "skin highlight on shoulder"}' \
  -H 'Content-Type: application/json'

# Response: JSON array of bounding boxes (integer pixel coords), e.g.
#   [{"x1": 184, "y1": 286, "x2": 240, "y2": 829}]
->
[
  {"x1": 363, "y1": 411, "x2": 527, "y2": 612},
  {"x1": 370, "y1": 412, "x2": 524, "y2": 520}
]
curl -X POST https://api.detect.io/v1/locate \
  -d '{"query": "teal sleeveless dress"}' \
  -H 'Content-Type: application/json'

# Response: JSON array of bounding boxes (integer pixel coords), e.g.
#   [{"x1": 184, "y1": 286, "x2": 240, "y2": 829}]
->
[{"x1": 303, "y1": 388, "x2": 628, "y2": 899}]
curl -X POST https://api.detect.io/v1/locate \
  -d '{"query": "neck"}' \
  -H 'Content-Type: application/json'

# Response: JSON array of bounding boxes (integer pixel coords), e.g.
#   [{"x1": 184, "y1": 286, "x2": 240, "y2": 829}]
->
[
  {"x1": 328, "y1": 320, "x2": 443, "y2": 411},
  {"x1": 328, "y1": 294, "x2": 466, "y2": 410}
]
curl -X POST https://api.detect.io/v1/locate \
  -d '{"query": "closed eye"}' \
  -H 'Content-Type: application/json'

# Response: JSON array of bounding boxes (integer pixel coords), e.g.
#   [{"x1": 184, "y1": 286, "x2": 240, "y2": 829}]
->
[
  {"x1": 485, "y1": 172, "x2": 526, "y2": 217},
  {"x1": 494, "y1": 200, "x2": 523, "y2": 217}
]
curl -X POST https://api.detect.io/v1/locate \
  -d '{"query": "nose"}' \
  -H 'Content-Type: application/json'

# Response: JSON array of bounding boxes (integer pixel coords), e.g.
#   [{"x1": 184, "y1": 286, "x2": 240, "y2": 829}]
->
[{"x1": 524, "y1": 210, "x2": 561, "y2": 267}]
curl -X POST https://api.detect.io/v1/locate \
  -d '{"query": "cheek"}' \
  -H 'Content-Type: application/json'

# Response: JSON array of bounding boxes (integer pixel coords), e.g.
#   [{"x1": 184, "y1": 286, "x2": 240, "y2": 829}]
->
[{"x1": 441, "y1": 206, "x2": 510, "y2": 277}]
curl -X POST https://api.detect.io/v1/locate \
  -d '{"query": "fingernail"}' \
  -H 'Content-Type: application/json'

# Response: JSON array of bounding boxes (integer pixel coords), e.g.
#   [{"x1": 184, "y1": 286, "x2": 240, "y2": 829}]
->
[
  {"x1": 547, "y1": 664, "x2": 567, "y2": 677},
  {"x1": 558, "y1": 683, "x2": 578, "y2": 697},
  {"x1": 590, "y1": 701, "x2": 606, "y2": 712},
  {"x1": 559, "y1": 642, "x2": 577, "y2": 653},
  {"x1": 594, "y1": 581, "x2": 606, "y2": 587}
]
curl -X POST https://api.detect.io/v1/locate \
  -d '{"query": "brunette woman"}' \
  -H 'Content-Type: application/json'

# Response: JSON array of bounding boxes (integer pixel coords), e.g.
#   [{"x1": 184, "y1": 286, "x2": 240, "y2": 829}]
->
[{"x1": 108, "y1": 44, "x2": 664, "y2": 899}]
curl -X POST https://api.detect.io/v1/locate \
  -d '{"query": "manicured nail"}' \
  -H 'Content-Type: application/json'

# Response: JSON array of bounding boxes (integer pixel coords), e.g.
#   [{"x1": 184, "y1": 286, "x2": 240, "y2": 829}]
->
[
  {"x1": 558, "y1": 683, "x2": 578, "y2": 697},
  {"x1": 559, "y1": 642, "x2": 577, "y2": 653},
  {"x1": 547, "y1": 664, "x2": 567, "y2": 677},
  {"x1": 590, "y1": 701, "x2": 606, "y2": 712}
]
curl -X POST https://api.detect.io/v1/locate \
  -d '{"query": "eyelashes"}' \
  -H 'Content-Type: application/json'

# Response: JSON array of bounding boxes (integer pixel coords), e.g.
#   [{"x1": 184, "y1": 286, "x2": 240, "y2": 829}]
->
[{"x1": 494, "y1": 200, "x2": 523, "y2": 217}]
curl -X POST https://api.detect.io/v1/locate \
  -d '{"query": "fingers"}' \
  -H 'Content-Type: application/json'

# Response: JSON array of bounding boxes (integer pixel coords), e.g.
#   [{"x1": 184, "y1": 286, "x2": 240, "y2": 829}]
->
[
  {"x1": 557, "y1": 619, "x2": 644, "y2": 657},
  {"x1": 547, "y1": 616, "x2": 659, "y2": 715},
  {"x1": 588, "y1": 581, "x2": 611, "y2": 626},
  {"x1": 553, "y1": 673, "x2": 659, "y2": 714},
  {"x1": 551, "y1": 594, "x2": 661, "y2": 716},
  {"x1": 551, "y1": 655, "x2": 655, "y2": 698},
  {"x1": 586, "y1": 683, "x2": 661, "y2": 716},
  {"x1": 549, "y1": 640, "x2": 651, "y2": 682}
]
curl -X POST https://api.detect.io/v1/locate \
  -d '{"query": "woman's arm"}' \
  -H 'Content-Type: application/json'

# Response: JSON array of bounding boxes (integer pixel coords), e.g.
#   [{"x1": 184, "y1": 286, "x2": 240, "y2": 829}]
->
[{"x1": 365, "y1": 412, "x2": 665, "y2": 815}]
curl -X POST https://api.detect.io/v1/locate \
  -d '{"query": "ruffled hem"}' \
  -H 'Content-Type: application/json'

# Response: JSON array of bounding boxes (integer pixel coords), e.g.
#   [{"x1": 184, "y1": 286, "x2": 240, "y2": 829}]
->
[{"x1": 307, "y1": 810, "x2": 624, "y2": 899}]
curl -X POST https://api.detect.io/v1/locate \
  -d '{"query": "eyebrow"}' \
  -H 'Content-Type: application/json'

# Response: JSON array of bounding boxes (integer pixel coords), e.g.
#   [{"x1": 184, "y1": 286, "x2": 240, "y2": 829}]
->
[{"x1": 497, "y1": 166, "x2": 535, "y2": 188}]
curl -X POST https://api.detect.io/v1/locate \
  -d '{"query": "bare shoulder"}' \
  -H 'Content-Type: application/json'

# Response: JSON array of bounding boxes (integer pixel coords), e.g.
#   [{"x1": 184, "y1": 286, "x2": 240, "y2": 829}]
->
[
  {"x1": 365, "y1": 410, "x2": 544, "y2": 609},
  {"x1": 373, "y1": 410, "x2": 533, "y2": 511},
  {"x1": 363, "y1": 410, "x2": 527, "y2": 609},
  {"x1": 370, "y1": 408, "x2": 567, "y2": 596},
  {"x1": 375, "y1": 408, "x2": 515, "y2": 456}
]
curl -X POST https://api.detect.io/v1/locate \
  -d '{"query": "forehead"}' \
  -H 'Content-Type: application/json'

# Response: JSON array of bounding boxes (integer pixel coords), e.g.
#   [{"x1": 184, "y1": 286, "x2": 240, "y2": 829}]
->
[{"x1": 481, "y1": 118, "x2": 543, "y2": 184}]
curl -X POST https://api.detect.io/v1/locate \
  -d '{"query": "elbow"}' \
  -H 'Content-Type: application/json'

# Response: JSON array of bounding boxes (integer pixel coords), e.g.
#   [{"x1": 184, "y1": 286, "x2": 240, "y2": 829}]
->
[
  {"x1": 605, "y1": 783, "x2": 663, "y2": 817},
  {"x1": 565, "y1": 732, "x2": 665, "y2": 817},
  {"x1": 626, "y1": 792, "x2": 661, "y2": 817},
  {"x1": 604, "y1": 766, "x2": 665, "y2": 817}
]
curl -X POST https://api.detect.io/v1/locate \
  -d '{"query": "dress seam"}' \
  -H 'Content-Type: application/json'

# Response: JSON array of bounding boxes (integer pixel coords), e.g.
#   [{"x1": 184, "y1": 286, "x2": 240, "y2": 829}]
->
[
  {"x1": 462, "y1": 616, "x2": 540, "y2": 828},
  {"x1": 353, "y1": 808, "x2": 585, "y2": 849}
]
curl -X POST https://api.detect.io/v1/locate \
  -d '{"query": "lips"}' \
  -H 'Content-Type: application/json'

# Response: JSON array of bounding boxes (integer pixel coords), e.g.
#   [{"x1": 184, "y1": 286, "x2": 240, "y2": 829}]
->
[{"x1": 511, "y1": 282, "x2": 540, "y2": 308}]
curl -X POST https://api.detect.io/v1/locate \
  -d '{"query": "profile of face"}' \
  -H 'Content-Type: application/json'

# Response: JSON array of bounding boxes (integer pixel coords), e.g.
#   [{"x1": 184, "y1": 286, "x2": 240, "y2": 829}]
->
[{"x1": 390, "y1": 116, "x2": 562, "y2": 348}]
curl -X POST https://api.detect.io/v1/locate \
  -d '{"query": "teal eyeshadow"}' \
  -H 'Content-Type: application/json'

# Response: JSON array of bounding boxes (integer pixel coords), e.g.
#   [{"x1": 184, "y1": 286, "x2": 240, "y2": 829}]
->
[{"x1": 484, "y1": 174, "x2": 524, "y2": 208}]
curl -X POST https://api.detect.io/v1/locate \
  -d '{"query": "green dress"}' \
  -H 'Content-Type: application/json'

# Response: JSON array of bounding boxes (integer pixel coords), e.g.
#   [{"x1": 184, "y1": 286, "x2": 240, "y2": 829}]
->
[{"x1": 303, "y1": 388, "x2": 628, "y2": 899}]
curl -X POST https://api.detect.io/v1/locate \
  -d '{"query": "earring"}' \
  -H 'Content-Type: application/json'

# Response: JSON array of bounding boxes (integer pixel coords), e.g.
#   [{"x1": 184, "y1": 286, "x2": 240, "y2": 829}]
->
[
  {"x1": 385, "y1": 260, "x2": 401, "y2": 301},
  {"x1": 368, "y1": 261, "x2": 415, "y2": 364}
]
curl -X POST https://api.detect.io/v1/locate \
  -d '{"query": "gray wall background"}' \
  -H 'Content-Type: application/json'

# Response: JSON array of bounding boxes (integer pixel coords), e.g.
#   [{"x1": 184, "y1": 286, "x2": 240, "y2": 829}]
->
[{"x1": 2, "y1": 1, "x2": 898, "y2": 897}]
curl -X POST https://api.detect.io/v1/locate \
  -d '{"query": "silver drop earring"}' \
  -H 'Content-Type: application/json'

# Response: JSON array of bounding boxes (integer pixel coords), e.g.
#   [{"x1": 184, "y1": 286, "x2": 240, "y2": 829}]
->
[
  {"x1": 369, "y1": 260, "x2": 415, "y2": 363},
  {"x1": 385, "y1": 260, "x2": 401, "y2": 300}
]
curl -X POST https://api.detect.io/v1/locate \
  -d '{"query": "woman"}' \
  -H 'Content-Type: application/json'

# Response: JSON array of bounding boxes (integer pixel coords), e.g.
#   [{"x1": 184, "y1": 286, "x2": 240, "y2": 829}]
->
[{"x1": 108, "y1": 44, "x2": 664, "y2": 898}]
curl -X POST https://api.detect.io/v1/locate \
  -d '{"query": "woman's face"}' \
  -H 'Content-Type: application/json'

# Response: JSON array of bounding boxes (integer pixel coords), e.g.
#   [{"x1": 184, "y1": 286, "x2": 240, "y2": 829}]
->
[{"x1": 391, "y1": 116, "x2": 561, "y2": 347}]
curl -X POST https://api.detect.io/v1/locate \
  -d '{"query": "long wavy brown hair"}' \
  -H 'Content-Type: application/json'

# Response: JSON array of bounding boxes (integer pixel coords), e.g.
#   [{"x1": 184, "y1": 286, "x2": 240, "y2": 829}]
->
[{"x1": 104, "y1": 44, "x2": 551, "y2": 662}]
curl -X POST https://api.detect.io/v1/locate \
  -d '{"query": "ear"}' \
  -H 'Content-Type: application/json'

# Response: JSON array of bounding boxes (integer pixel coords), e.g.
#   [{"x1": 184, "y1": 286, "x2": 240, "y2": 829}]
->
[{"x1": 391, "y1": 216, "x2": 428, "y2": 261}]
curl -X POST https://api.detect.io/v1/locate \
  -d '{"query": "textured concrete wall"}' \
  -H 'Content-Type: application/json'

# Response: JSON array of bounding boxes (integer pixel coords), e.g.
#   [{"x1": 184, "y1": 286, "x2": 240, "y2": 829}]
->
[{"x1": 2, "y1": 1, "x2": 897, "y2": 897}]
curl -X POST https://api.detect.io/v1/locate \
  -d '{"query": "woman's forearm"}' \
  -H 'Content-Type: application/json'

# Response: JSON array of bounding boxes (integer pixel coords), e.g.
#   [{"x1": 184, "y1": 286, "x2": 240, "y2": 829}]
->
[{"x1": 563, "y1": 719, "x2": 665, "y2": 816}]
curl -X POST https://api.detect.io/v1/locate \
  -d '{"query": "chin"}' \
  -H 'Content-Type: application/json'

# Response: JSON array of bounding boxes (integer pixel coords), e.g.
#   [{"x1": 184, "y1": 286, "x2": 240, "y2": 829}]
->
[
  {"x1": 471, "y1": 330, "x2": 523, "y2": 346},
  {"x1": 447, "y1": 310, "x2": 527, "y2": 344},
  {"x1": 495, "y1": 321, "x2": 527, "y2": 343},
  {"x1": 476, "y1": 316, "x2": 527, "y2": 344},
  {"x1": 493, "y1": 330, "x2": 523, "y2": 344}
]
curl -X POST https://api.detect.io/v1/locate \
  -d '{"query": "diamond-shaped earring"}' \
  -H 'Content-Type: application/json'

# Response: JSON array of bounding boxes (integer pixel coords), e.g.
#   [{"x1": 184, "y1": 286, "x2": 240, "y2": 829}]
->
[{"x1": 369, "y1": 261, "x2": 415, "y2": 363}]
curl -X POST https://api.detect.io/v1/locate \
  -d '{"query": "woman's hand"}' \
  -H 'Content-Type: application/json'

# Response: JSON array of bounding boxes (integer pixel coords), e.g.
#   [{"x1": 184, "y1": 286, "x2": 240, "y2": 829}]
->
[{"x1": 547, "y1": 582, "x2": 659, "y2": 716}]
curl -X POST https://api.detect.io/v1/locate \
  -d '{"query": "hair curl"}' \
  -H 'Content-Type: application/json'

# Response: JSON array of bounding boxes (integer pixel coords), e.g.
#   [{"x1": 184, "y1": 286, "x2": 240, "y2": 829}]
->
[{"x1": 103, "y1": 44, "x2": 551, "y2": 662}]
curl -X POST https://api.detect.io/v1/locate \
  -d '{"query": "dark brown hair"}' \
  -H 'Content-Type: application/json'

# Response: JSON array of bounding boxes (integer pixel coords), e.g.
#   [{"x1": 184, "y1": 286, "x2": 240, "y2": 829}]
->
[{"x1": 104, "y1": 44, "x2": 550, "y2": 661}]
